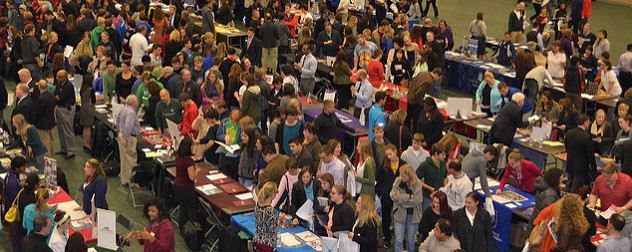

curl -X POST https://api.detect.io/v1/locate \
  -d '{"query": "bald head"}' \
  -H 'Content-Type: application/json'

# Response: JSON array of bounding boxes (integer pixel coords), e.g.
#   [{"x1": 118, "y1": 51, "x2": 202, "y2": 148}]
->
[
  {"x1": 159, "y1": 89, "x2": 171, "y2": 104},
  {"x1": 38, "y1": 80, "x2": 48, "y2": 91},
  {"x1": 56, "y1": 70, "x2": 68, "y2": 83},
  {"x1": 126, "y1": 95, "x2": 138, "y2": 106}
]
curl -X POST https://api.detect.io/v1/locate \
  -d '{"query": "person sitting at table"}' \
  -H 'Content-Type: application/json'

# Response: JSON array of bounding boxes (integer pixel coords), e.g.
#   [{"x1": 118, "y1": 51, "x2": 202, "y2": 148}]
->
[
  {"x1": 596, "y1": 60, "x2": 622, "y2": 99},
  {"x1": 612, "y1": 103, "x2": 630, "y2": 135},
  {"x1": 530, "y1": 167, "x2": 563, "y2": 228},
  {"x1": 355, "y1": 139, "x2": 376, "y2": 198},
  {"x1": 348, "y1": 194, "x2": 379, "y2": 252},
  {"x1": 172, "y1": 139, "x2": 200, "y2": 235},
  {"x1": 391, "y1": 164, "x2": 424, "y2": 252},
  {"x1": 377, "y1": 144, "x2": 407, "y2": 246},
  {"x1": 368, "y1": 49, "x2": 385, "y2": 88},
  {"x1": 290, "y1": 166, "x2": 323, "y2": 224},
  {"x1": 351, "y1": 69, "x2": 374, "y2": 125},
  {"x1": 452, "y1": 192, "x2": 494, "y2": 252},
  {"x1": 384, "y1": 110, "x2": 412, "y2": 154},
  {"x1": 492, "y1": 32, "x2": 516, "y2": 67},
  {"x1": 418, "y1": 218, "x2": 461, "y2": 252},
  {"x1": 591, "y1": 109, "x2": 615, "y2": 156},
  {"x1": 489, "y1": 92, "x2": 535, "y2": 146},
  {"x1": 401, "y1": 133, "x2": 430, "y2": 172},
  {"x1": 599, "y1": 213, "x2": 631, "y2": 252},
  {"x1": 314, "y1": 100, "x2": 360, "y2": 145},
  {"x1": 64, "y1": 232, "x2": 88, "y2": 252},
  {"x1": 534, "y1": 90, "x2": 561, "y2": 126},
  {"x1": 475, "y1": 71, "x2": 502, "y2": 117},
  {"x1": 391, "y1": 49, "x2": 413, "y2": 87},
  {"x1": 368, "y1": 91, "x2": 387, "y2": 141},
  {"x1": 498, "y1": 81, "x2": 533, "y2": 116},
  {"x1": 496, "y1": 149, "x2": 542, "y2": 195},
  {"x1": 254, "y1": 181, "x2": 282, "y2": 252},
  {"x1": 48, "y1": 210, "x2": 71, "y2": 252},
  {"x1": 23, "y1": 188, "x2": 55, "y2": 236},
  {"x1": 7, "y1": 114, "x2": 48, "y2": 168},
  {"x1": 319, "y1": 185, "x2": 355, "y2": 237},
  {"x1": 125, "y1": 197, "x2": 175, "y2": 252},
  {"x1": 272, "y1": 157, "x2": 299, "y2": 211},
  {"x1": 587, "y1": 162, "x2": 632, "y2": 213},
  {"x1": 23, "y1": 215, "x2": 53, "y2": 252},
  {"x1": 462, "y1": 145, "x2": 497, "y2": 197},
  {"x1": 554, "y1": 97, "x2": 579, "y2": 140},
  {"x1": 74, "y1": 159, "x2": 108, "y2": 215},
  {"x1": 417, "y1": 97, "x2": 445, "y2": 149}
]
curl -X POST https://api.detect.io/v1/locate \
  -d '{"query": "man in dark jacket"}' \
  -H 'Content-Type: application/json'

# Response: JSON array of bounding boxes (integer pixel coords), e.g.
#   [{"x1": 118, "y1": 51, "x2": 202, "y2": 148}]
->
[
  {"x1": 508, "y1": 1, "x2": 525, "y2": 43},
  {"x1": 289, "y1": 136, "x2": 315, "y2": 173},
  {"x1": 22, "y1": 215, "x2": 53, "y2": 252},
  {"x1": 314, "y1": 100, "x2": 359, "y2": 145},
  {"x1": 12, "y1": 83, "x2": 34, "y2": 124},
  {"x1": 240, "y1": 28, "x2": 262, "y2": 67},
  {"x1": 316, "y1": 21, "x2": 343, "y2": 58},
  {"x1": 489, "y1": 92, "x2": 534, "y2": 146},
  {"x1": 406, "y1": 69, "x2": 443, "y2": 132},
  {"x1": 564, "y1": 56, "x2": 585, "y2": 112},
  {"x1": 260, "y1": 13, "x2": 279, "y2": 73},
  {"x1": 201, "y1": 0, "x2": 215, "y2": 34},
  {"x1": 564, "y1": 114, "x2": 596, "y2": 193},
  {"x1": 35, "y1": 80, "x2": 56, "y2": 158},
  {"x1": 514, "y1": 42, "x2": 536, "y2": 90},
  {"x1": 219, "y1": 48, "x2": 238, "y2": 82},
  {"x1": 174, "y1": 69, "x2": 203, "y2": 108}
]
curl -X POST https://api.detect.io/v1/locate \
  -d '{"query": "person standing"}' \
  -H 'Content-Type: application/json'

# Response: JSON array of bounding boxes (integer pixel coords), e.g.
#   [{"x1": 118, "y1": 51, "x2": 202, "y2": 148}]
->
[
  {"x1": 391, "y1": 164, "x2": 423, "y2": 252},
  {"x1": 314, "y1": 100, "x2": 358, "y2": 145},
  {"x1": 569, "y1": 0, "x2": 584, "y2": 36},
  {"x1": 462, "y1": 145, "x2": 497, "y2": 197},
  {"x1": 368, "y1": 92, "x2": 386, "y2": 141},
  {"x1": 406, "y1": 69, "x2": 442, "y2": 132},
  {"x1": 351, "y1": 69, "x2": 374, "y2": 125},
  {"x1": 130, "y1": 25, "x2": 150, "y2": 69},
  {"x1": 618, "y1": 44, "x2": 632, "y2": 96},
  {"x1": 174, "y1": 69, "x2": 203, "y2": 108},
  {"x1": 439, "y1": 159, "x2": 473, "y2": 211},
  {"x1": 54, "y1": 70, "x2": 76, "y2": 159},
  {"x1": 508, "y1": 2, "x2": 525, "y2": 43},
  {"x1": 295, "y1": 44, "x2": 318, "y2": 96},
  {"x1": 116, "y1": 95, "x2": 141, "y2": 187},
  {"x1": 12, "y1": 84, "x2": 35, "y2": 125},
  {"x1": 452, "y1": 192, "x2": 494, "y2": 252},
  {"x1": 201, "y1": 0, "x2": 215, "y2": 35},
  {"x1": 353, "y1": 34, "x2": 378, "y2": 72},
  {"x1": 8, "y1": 114, "x2": 48, "y2": 167},
  {"x1": 489, "y1": 93, "x2": 534, "y2": 146},
  {"x1": 316, "y1": 21, "x2": 343, "y2": 58},
  {"x1": 260, "y1": 13, "x2": 279, "y2": 73},
  {"x1": 22, "y1": 215, "x2": 53, "y2": 252},
  {"x1": 565, "y1": 114, "x2": 597, "y2": 193},
  {"x1": 21, "y1": 24, "x2": 43, "y2": 82}
]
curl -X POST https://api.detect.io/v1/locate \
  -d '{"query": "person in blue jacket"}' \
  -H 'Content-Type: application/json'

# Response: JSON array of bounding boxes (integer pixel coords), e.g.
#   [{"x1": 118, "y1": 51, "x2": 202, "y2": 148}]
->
[
  {"x1": 499, "y1": 81, "x2": 533, "y2": 115},
  {"x1": 75, "y1": 158, "x2": 108, "y2": 215},
  {"x1": 368, "y1": 91, "x2": 387, "y2": 141}
]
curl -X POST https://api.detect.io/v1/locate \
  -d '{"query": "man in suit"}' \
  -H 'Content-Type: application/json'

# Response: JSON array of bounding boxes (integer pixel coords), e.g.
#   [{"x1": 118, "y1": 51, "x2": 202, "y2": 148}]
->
[
  {"x1": 17, "y1": 68, "x2": 39, "y2": 100},
  {"x1": 201, "y1": 0, "x2": 215, "y2": 34},
  {"x1": 564, "y1": 114, "x2": 597, "y2": 193},
  {"x1": 12, "y1": 83, "x2": 34, "y2": 125},
  {"x1": 489, "y1": 93, "x2": 535, "y2": 146},
  {"x1": 241, "y1": 27, "x2": 262, "y2": 67},
  {"x1": 168, "y1": 5, "x2": 181, "y2": 29},
  {"x1": 34, "y1": 80, "x2": 56, "y2": 158},
  {"x1": 219, "y1": 47, "x2": 238, "y2": 82},
  {"x1": 316, "y1": 21, "x2": 343, "y2": 58}
]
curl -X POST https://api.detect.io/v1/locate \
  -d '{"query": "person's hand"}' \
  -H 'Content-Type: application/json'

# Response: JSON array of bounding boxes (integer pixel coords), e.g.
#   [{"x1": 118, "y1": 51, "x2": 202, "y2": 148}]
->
[
  {"x1": 578, "y1": 40, "x2": 584, "y2": 46},
  {"x1": 587, "y1": 203, "x2": 596, "y2": 210},
  {"x1": 37, "y1": 61, "x2": 44, "y2": 68},
  {"x1": 279, "y1": 212, "x2": 286, "y2": 219},
  {"x1": 616, "y1": 206, "x2": 626, "y2": 214},
  {"x1": 429, "y1": 189, "x2": 437, "y2": 199},
  {"x1": 559, "y1": 125, "x2": 566, "y2": 131},
  {"x1": 350, "y1": 86, "x2": 357, "y2": 95},
  {"x1": 476, "y1": 100, "x2": 482, "y2": 106},
  {"x1": 297, "y1": 65, "x2": 303, "y2": 71},
  {"x1": 352, "y1": 68, "x2": 357, "y2": 73},
  {"x1": 528, "y1": 119, "x2": 536, "y2": 124},
  {"x1": 193, "y1": 139, "x2": 200, "y2": 145},
  {"x1": 125, "y1": 231, "x2": 137, "y2": 240},
  {"x1": 73, "y1": 206, "x2": 83, "y2": 211},
  {"x1": 348, "y1": 232, "x2": 354, "y2": 239},
  {"x1": 292, "y1": 218, "x2": 299, "y2": 225},
  {"x1": 316, "y1": 171, "x2": 322, "y2": 178},
  {"x1": 324, "y1": 205, "x2": 330, "y2": 212},
  {"x1": 224, "y1": 135, "x2": 231, "y2": 144},
  {"x1": 137, "y1": 230, "x2": 155, "y2": 242},
  {"x1": 542, "y1": 117, "x2": 548, "y2": 123},
  {"x1": 495, "y1": 188, "x2": 502, "y2": 195},
  {"x1": 595, "y1": 137, "x2": 602, "y2": 143},
  {"x1": 123, "y1": 139, "x2": 128, "y2": 148}
]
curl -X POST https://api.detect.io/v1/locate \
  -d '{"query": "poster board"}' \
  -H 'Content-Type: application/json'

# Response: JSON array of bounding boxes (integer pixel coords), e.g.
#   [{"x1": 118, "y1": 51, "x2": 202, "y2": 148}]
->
[
  {"x1": 96, "y1": 208, "x2": 117, "y2": 250},
  {"x1": 166, "y1": 118, "x2": 182, "y2": 150},
  {"x1": 446, "y1": 97, "x2": 473, "y2": 117},
  {"x1": 44, "y1": 157, "x2": 57, "y2": 190}
]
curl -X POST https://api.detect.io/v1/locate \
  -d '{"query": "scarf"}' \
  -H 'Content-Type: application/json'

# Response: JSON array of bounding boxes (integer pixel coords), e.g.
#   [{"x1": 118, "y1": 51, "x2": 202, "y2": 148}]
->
[{"x1": 590, "y1": 121, "x2": 603, "y2": 137}]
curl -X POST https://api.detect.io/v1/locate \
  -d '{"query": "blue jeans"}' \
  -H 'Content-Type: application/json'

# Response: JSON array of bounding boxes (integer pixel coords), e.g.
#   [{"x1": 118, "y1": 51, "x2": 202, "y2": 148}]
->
[
  {"x1": 422, "y1": 196, "x2": 432, "y2": 212},
  {"x1": 239, "y1": 177, "x2": 253, "y2": 189},
  {"x1": 394, "y1": 214, "x2": 418, "y2": 252}
]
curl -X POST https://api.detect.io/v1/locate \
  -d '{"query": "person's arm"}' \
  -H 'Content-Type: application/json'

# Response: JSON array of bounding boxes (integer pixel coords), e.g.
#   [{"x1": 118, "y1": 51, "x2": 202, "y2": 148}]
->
[
  {"x1": 587, "y1": 186, "x2": 599, "y2": 209},
  {"x1": 330, "y1": 204, "x2": 355, "y2": 232},
  {"x1": 94, "y1": 177, "x2": 108, "y2": 209},
  {"x1": 148, "y1": 222, "x2": 175, "y2": 251},
  {"x1": 417, "y1": 166, "x2": 435, "y2": 192},
  {"x1": 475, "y1": 81, "x2": 486, "y2": 103},
  {"x1": 271, "y1": 174, "x2": 289, "y2": 207},
  {"x1": 355, "y1": 157, "x2": 375, "y2": 186},
  {"x1": 479, "y1": 161, "x2": 491, "y2": 197},
  {"x1": 355, "y1": 83, "x2": 373, "y2": 106},
  {"x1": 400, "y1": 183, "x2": 424, "y2": 208},
  {"x1": 497, "y1": 165, "x2": 511, "y2": 193}
]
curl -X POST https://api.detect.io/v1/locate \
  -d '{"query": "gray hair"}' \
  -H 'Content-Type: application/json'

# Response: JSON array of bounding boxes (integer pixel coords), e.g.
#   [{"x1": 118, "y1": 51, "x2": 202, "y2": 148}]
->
[
  {"x1": 17, "y1": 68, "x2": 31, "y2": 77},
  {"x1": 126, "y1": 95, "x2": 138, "y2": 105},
  {"x1": 511, "y1": 92, "x2": 525, "y2": 103},
  {"x1": 16, "y1": 83, "x2": 30, "y2": 94},
  {"x1": 162, "y1": 66, "x2": 173, "y2": 75}
]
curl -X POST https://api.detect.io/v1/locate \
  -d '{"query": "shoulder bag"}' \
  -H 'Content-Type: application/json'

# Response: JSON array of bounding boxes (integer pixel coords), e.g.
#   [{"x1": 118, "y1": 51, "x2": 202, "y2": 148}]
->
[{"x1": 4, "y1": 189, "x2": 24, "y2": 222}]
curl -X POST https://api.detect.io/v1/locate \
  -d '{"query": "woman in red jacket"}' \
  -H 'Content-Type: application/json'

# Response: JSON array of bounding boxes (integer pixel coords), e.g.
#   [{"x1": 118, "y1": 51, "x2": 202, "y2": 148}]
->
[
  {"x1": 126, "y1": 197, "x2": 175, "y2": 252},
  {"x1": 496, "y1": 148, "x2": 542, "y2": 194}
]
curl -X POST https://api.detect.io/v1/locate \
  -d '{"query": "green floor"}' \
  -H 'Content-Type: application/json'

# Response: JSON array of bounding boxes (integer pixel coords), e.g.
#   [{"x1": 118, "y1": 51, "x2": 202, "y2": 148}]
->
[{"x1": 1, "y1": 0, "x2": 630, "y2": 251}]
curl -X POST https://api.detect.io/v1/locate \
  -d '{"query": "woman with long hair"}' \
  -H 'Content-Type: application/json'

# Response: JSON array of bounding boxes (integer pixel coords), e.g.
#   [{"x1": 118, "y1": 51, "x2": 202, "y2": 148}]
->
[
  {"x1": 290, "y1": 166, "x2": 323, "y2": 224},
  {"x1": 75, "y1": 31, "x2": 94, "y2": 57},
  {"x1": 241, "y1": 74, "x2": 262, "y2": 125},
  {"x1": 418, "y1": 190, "x2": 452, "y2": 241},
  {"x1": 475, "y1": 71, "x2": 502, "y2": 117},
  {"x1": 391, "y1": 164, "x2": 423, "y2": 252},
  {"x1": 534, "y1": 90, "x2": 561, "y2": 125},
  {"x1": 333, "y1": 50, "x2": 353, "y2": 110},
  {"x1": 319, "y1": 185, "x2": 355, "y2": 237},
  {"x1": 125, "y1": 198, "x2": 175, "y2": 251},
  {"x1": 215, "y1": 42, "x2": 228, "y2": 61},
  {"x1": 115, "y1": 60, "x2": 137, "y2": 102},
  {"x1": 50, "y1": 53, "x2": 66, "y2": 78},
  {"x1": 152, "y1": 8, "x2": 168, "y2": 44},
  {"x1": 384, "y1": 110, "x2": 412, "y2": 153},
  {"x1": 172, "y1": 138, "x2": 201, "y2": 234},
  {"x1": 23, "y1": 188, "x2": 54, "y2": 235},
  {"x1": 237, "y1": 129, "x2": 259, "y2": 187},
  {"x1": 49, "y1": 210, "x2": 72, "y2": 252},
  {"x1": 469, "y1": 12, "x2": 487, "y2": 59},
  {"x1": 497, "y1": 149, "x2": 542, "y2": 194},
  {"x1": 376, "y1": 144, "x2": 407, "y2": 245},
  {"x1": 65, "y1": 232, "x2": 88, "y2": 252},
  {"x1": 8, "y1": 114, "x2": 47, "y2": 167},
  {"x1": 46, "y1": 31, "x2": 63, "y2": 67},
  {"x1": 64, "y1": 14, "x2": 83, "y2": 48},
  {"x1": 390, "y1": 49, "x2": 412, "y2": 86},
  {"x1": 225, "y1": 63, "x2": 243, "y2": 110},
  {"x1": 326, "y1": 139, "x2": 353, "y2": 186},
  {"x1": 554, "y1": 97, "x2": 579, "y2": 139},
  {"x1": 355, "y1": 139, "x2": 376, "y2": 198},
  {"x1": 453, "y1": 192, "x2": 494, "y2": 251},
  {"x1": 254, "y1": 182, "x2": 282, "y2": 252},
  {"x1": 80, "y1": 73, "x2": 96, "y2": 152},
  {"x1": 349, "y1": 194, "x2": 379, "y2": 252},
  {"x1": 534, "y1": 194, "x2": 590, "y2": 251},
  {"x1": 438, "y1": 20, "x2": 454, "y2": 51},
  {"x1": 74, "y1": 158, "x2": 108, "y2": 214},
  {"x1": 201, "y1": 70, "x2": 222, "y2": 106},
  {"x1": 592, "y1": 29, "x2": 610, "y2": 59},
  {"x1": 590, "y1": 109, "x2": 615, "y2": 156}
]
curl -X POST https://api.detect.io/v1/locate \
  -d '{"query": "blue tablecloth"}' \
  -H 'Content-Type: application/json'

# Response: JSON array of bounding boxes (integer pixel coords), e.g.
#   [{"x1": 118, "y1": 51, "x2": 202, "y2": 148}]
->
[
  {"x1": 475, "y1": 185, "x2": 535, "y2": 252},
  {"x1": 446, "y1": 54, "x2": 519, "y2": 95},
  {"x1": 304, "y1": 107, "x2": 367, "y2": 153},
  {"x1": 231, "y1": 213, "x2": 318, "y2": 252}
]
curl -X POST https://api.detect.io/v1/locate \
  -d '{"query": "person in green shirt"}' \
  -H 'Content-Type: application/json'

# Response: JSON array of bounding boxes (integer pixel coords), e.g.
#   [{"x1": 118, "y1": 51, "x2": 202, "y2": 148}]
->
[
  {"x1": 136, "y1": 72, "x2": 164, "y2": 110},
  {"x1": 103, "y1": 61, "x2": 121, "y2": 103},
  {"x1": 155, "y1": 89, "x2": 184, "y2": 137},
  {"x1": 416, "y1": 143, "x2": 447, "y2": 211}
]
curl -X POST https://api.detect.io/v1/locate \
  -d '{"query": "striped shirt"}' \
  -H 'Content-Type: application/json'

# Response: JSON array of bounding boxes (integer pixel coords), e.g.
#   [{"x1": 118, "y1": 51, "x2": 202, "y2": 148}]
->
[{"x1": 591, "y1": 172, "x2": 632, "y2": 209}]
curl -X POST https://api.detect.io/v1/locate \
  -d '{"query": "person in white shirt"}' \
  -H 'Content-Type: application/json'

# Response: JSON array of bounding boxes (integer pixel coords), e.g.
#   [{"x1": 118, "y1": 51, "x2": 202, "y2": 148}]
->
[
  {"x1": 437, "y1": 158, "x2": 473, "y2": 211},
  {"x1": 546, "y1": 41, "x2": 567, "y2": 79},
  {"x1": 418, "y1": 218, "x2": 461, "y2": 252},
  {"x1": 130, "y1": 25, "x2": 151, "y2": 68},
  {"x1": 48, "y1": 210, "x2": 71, "y2": 252},
  {"x1": 337, "y1": 0, "x2": 350, "y2": 22},
  {"x1": 317, "y1": 145, "x2": 345, "y2": 186},
  {"x1": 598, "y1": 60, "x2": 622, "y2": 98},
  {"x1": 400, "y1": 133, "x2": 430, "y2": 172},
  {"x1": 351, "y1": 69, "x2": 374, "y2": 123},
  {"x1": 295, "y1": 44, "x2": 318, "y2": 95}
]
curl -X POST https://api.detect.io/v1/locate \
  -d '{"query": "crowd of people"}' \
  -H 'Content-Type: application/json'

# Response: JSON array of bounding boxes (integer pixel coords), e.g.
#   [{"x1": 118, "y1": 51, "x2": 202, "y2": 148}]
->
[{"x1": 0, "y1": 0, "x2": 632, "y2": 251}]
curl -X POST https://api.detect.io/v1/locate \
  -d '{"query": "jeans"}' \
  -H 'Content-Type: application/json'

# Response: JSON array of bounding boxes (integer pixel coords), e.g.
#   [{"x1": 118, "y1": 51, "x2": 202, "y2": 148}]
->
[
  {"x1": 239, "y1": 177, "x2": 253, "y2": 189},
  {"x1": 394, "y1": 214, "x2": 418, "y2": 252}
]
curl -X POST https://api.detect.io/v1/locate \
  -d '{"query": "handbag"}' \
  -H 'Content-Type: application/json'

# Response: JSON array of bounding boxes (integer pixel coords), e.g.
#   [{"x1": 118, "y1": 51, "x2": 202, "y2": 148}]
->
[
  {"x1": 527, "y1": 219, "x2": 547, "y2": 246},
  {"x1": 4, "y1": 189, "x2": 24, "y2": 223}
]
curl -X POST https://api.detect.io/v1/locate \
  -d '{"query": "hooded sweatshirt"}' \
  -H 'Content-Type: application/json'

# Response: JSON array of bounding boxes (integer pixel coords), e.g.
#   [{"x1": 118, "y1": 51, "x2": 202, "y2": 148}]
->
[{"x1": 242, "y1": 85, "x2": 262, "y2": 124}]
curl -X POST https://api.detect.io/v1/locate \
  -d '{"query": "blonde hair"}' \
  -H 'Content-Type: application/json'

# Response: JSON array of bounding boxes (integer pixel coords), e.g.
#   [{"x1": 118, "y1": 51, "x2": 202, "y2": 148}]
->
[
  {"x1": 555, "y1": 194, "x2": 589, "y2": 236},
  {"x1": 203, "y1": 70, "x2": 223, "y2": 96},
  {"x1": 356, "y1": 194, "x2": 379, "y2": 227},
  {"x1": 484, "y1": 71, "x2": 495, "y2": 84},
  {"x1": 48, "y1": 31, "x2": 58, "y2": 43},
  {"x1": 12, "y1": 114, "x2": 31, "y2": 138},
  {"x1": 357, "y1": 139, "x2": 374, "y2": 164},
  {"x1": 391, "y1": 110, "x2": 407, "y2": 125},
  {"x1": 257, "y1": 182, "x2": 278, "y2": 202},
  {"x1": 508, "y1": 148, "x2": 522, "y2": 161},
  {"x1": 35, "y1": 188, "x2": 51, "y2": 213},
  {"x1": 399, "y1": 164, "x2": 418, "y2": 186},
  {"x1": 169, "y1": 30, "x2": 181, "y2": 43}
]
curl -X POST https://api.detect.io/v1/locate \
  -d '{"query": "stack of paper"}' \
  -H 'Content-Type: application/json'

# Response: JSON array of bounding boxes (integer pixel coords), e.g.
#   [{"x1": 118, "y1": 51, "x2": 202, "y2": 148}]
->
[
  {"x1": 235, "y1": 192, "x2": 254, "y2": 200},
  {"x1": 196, "y1": 184, "x2": 222, "y2": 195},
  {"x1": 279, "y1": 233, "x2": 302, "y2": 247},
  {"x1": 207, "y1": 173, "x2": 227, "y2": 181}
]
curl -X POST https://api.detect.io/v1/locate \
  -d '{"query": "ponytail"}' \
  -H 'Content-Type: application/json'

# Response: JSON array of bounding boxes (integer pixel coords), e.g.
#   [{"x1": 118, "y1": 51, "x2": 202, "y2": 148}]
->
[{"x1": 507, "y1": 148, "x2": 522, "y2": 161}]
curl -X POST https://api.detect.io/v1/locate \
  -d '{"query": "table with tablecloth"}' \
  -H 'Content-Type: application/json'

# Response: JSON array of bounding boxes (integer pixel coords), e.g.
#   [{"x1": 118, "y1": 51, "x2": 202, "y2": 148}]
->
[
  {"x1": 445, "y1": 52, "x2": 519, "y2": 95},
  {"x1": 475, "y1": 185, "x2": 535, "y2": 252},
  {"x1": 48, "y1": 187, "x2": 97, "y2": 244},
  {"x1": 231, "y1": 213, "x2": 319, "y2": 252}
]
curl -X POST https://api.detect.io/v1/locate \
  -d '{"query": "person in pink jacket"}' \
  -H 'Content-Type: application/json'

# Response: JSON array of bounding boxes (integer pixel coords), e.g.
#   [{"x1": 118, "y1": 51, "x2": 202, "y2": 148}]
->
[{"x1": 496, "y1": 148, "x2": 542, "y2": 194}]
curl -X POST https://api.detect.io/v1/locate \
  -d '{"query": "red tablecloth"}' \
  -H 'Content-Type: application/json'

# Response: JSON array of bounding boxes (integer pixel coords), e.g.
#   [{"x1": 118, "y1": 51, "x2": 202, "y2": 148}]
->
[
  {"x1": 48, "y1": 188, "x2": 97, "y2": 244},
  {"x1": 195, "y1": 170, "x2": 254, "y2": 215}
]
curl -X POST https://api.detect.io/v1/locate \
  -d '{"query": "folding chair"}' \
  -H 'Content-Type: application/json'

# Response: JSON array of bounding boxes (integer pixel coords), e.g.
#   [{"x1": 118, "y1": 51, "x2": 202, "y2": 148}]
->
[
  {"x1": 128, "y1": 165, "x2": 155, "y2": 208},
  {"x1": 117, "y1": 213, "x2": 134, "y2": 231},
  {"x1": 198, "y1": 197, "x2": 225, "y2": 251}
]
